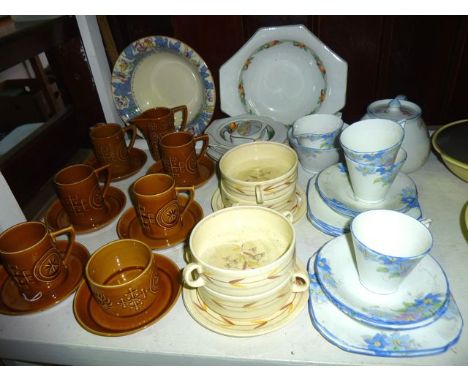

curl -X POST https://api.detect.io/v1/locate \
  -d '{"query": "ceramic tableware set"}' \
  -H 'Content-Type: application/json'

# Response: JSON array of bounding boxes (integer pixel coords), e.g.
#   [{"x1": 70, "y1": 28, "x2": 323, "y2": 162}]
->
[
  {"x1": 307, "y1": 118, "x2": 423, "y2": 237},
  {"x1": 308, "y1": 209, "x2": 463, "y2": 357}
]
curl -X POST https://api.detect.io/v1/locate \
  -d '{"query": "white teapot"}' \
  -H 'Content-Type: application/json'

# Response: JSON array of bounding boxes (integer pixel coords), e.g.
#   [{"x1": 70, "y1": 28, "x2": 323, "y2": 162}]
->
[{"x1": 361, "y1": 95, "x2": 430, "y2": 173}]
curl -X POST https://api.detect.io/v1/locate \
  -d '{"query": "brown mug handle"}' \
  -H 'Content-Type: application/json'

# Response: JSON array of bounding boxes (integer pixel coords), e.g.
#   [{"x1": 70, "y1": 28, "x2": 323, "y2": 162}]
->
[
  {"x1": 49, "y1": 225, "x2": 76, "y2": 264},
  {"x1": 171, "y1": 105, "x2": 188, "y2": 132},
  {"x1": 175, "y1": 186, "x2": 194, "y2": 221},
  {"x1": 122, "y1": 124, "x2": 137, "y2": 151},
  {"x1": 94, "y1": 164, "x2": 111, "y2": 199},
  {"x1": 193, "y1": 134, "x2": 209, "y2": 163}
]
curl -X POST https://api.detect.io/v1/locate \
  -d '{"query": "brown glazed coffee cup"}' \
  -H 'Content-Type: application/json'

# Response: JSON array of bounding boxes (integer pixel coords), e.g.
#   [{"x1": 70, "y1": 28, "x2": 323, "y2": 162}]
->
[
  {"x1": 0, "y1": 221, "x2": 75, "y2": 301},
  {"x1": 89, "y1": 123, "x2": 137, "y2": 177},
  {"x1": 54, "y1": 164, "x2": 111, "y2": 227},
  {"x1": 159, "y1": 131, "x2": 209, "y2": 186},
  {"x1": 85, "y1": 239, "x2": 160, "y2": 317},
  {"x1": 130, "y1": 106, "x2": 188, "y2": 161},
  {"x1": 133, "y1": 173, "x2": 194, "y2": 239}
]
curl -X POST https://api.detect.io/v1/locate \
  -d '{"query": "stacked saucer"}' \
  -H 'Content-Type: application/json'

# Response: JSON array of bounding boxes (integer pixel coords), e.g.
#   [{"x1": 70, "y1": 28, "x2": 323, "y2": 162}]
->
[
  {"x1": 307, "y1": 163, "x2": 423, "y2": 236},
  {"x1": 307, "y1": 235, "x2": 463, "y2": 357}
]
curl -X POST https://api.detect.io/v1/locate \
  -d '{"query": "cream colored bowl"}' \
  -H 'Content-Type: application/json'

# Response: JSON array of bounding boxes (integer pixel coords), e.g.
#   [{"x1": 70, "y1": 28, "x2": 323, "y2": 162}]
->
[
  {"x1": 219, "y1": 141, "x2": 298, "y2": 203},
  {"x1": 183, "y1": 206, "x2": 296, "y2": 296}
]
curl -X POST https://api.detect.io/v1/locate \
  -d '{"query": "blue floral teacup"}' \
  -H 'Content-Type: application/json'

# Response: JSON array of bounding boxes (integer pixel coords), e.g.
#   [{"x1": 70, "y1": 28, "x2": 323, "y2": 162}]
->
[
  {"x1": 292, "y1": 114, "x2": 343, "y2": 149},
  {"x1": 351, "y1": 210, "x2": 433, "y2": 294},
  {"x1": 345, "y1": 148, "x2": 407, "y2": 203}
]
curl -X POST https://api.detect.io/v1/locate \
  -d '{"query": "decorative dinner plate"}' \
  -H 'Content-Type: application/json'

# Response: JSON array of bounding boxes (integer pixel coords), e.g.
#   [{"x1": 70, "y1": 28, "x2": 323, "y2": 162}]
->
[
  {"x1": 182, "y1": 260, "x2": 309, "y2": 337},
  {"x1": 205, "y1": 114, "x2": 288, "y2": 161},
  {"x1": 112, "y1": 36, "x2": 216, "y2": 134},
  {"x1": 306, "y1": 176, "x2": 423, "y2": 237},
  {"x1": 315, "y1": 235, "x2": 449, "y2": 329},
  {"x1": 308, "y1": 256, "x2": 463, "y2": 357},
  {"x1": 220, "y1": 25, "x2": 347, "y2": 125},
  {"x1": 211, "y1": 186, "x2": 307, "y2": 224},
  {"x1": 316, "y1": 163, "x2": 419, "y2": 217}
]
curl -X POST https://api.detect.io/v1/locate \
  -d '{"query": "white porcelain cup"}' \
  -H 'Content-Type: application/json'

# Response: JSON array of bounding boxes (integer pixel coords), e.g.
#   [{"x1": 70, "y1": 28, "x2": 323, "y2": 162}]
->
[
  {"x1": 344, "y1": 148, "x2": 407, "y2": 203},
  {"x1": 339, "y1": 119, "x2": 404, "y2": 166},
  {"x1": 292, "y1": 114, "x2": 343, "y2": 149},
  {"x1": 350, "y1": 209, "x2": 433, "y2": 294}
]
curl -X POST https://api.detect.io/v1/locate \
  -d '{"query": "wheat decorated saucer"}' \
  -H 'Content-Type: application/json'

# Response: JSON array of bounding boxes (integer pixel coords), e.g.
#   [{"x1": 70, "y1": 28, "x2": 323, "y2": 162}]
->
[
  {"x1": 314, "y1": 234, "x2": 449, "y2": 329},
  {"x1": 85, "y1": 148, "x2": 147, "y2": 182},
  {"x1": 306, "y1": 176, "x2": 423, "y2": 237},
  {"x1": 146, "y1": 155, "x2": 215, "y2": 189},
  {"x1": 116, "y1": 196, "x2": 203, "y2": 250},
  {"x1": 308, "y1": 255, "x2": 463, "y2": 357},
  {"x1": 316, "y1": 163, "x2": 419, "y2": 218},
  {"x1": 45, "y1": 187, "x2": 126, "y2": 234},
  {"x1": 182, "y1": 260, "x2": 308, "y2": 337},
  {"x1": 0, "y1": 241, "x2": 89, "y2": 315},
  {"x1": 211, "y1": 186, "x2": 306, "y2": 224},
  {"x1": 73, "y1": 254, "x2": 181, "y2": 336}
]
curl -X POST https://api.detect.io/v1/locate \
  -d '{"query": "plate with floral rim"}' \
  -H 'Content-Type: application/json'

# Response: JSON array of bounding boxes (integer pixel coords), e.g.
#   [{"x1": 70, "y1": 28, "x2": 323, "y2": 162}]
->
[
  {"x1": 112, "y1": 36, "x2": 216, "y2": 135},
  {"x1": 306, "y1": 176, "x2": 423, "y2": 237},
  {"x1": 314, "y1": 234, "x2": 449, "y2": 329},
  {"x1": 308, "y1": 255, "x2": 463, "y2": 357},
  {"x1": 220, "y1": 25, "x2": 347, "y2": 125},
  {"x1": 316, "y1": 163, "x2": 419, "y2": 218}
]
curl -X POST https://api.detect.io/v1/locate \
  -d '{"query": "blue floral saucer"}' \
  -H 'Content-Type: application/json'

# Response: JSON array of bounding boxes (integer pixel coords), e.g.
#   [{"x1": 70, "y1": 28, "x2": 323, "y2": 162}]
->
[
  {"x1": 316, "y1": 163, "x2": 419, "y2": 217},
  {"x1": 314, "y1": 234, "x2": 449, "y2": 329},
  {"x1": 308, "y1": 255, "x2": 463, "y2": 357}
]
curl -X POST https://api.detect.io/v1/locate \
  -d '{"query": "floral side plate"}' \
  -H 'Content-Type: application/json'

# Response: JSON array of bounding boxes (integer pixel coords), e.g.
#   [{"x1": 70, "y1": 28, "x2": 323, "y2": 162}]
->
[
  {"x1": 316, "y1": 163, "x2": 419, "y2": 217},
  {"x1": 314, "y1": 234, "x2": 449, "y2": 329},
  {"x1": 220, "y1": 25, "x2": 347, "y2": 125},
  {"x1": 308, "y1": 255, "x2": 463, "y2": 357},
  {"x1": 112, "y1": 36, "x2": 216, "y2": 134},
  {"x1": 306, "y1": 176, "x2": 423, "y2": 237}
]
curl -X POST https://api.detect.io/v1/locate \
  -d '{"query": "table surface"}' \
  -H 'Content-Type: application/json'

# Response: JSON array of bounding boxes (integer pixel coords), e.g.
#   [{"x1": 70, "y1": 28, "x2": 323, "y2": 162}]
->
[{"x1": 0, "y1": 142, "x2": 467, "y2": 366}]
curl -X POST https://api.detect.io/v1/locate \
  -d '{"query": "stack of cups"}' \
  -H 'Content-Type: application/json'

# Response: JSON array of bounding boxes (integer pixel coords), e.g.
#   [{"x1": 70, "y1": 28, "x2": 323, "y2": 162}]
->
[
  {"x1": 339, "y1": 119, "x2": 406, "y2": 203},
  {"x1": 218, "y1": 142, "x2": 298, "y2": 213},
  {"x1": 182, "y1": 206, "x2": 309, "y2": 320},
  {"x1": 288, "y1": 114, "x2": 343, "y2": 173}
]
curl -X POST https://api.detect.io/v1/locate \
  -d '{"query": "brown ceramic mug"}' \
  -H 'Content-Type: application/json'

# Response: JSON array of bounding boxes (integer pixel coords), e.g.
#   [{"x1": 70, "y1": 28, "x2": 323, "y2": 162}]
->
[
  {"x1": 130, "y1": 106, "x2": 188, "y2": 161},
  {"x1": 159, "y1": 131, "x2": 209, "y2": 186},
  {"x1": 133, "y1": 173, "x2": 194, "y2": 239},
  {"x1": 54, "y1": 164, "x2": 111, "y2": 227},
  {"x1": 89, "y1": 123, "x2": 137, "y2": 177},
  {"x1": 0, "y1": 221, "x2": 75, "y2": 301},
  {"x1": 85, "y1": 239, "x2": 160, "y2": 317}
]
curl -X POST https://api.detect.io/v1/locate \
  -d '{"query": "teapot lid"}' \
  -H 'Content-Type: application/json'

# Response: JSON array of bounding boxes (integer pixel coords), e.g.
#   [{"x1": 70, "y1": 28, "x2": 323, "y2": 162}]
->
[{"x1": 367, "y1": 95, "x2": 422, "y2": 122}]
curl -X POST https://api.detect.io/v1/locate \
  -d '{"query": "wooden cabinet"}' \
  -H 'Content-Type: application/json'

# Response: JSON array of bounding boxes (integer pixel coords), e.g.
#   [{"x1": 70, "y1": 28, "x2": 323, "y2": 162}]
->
[{"x1": 0, "y1": 16, "x2": 104, "y2": 218}]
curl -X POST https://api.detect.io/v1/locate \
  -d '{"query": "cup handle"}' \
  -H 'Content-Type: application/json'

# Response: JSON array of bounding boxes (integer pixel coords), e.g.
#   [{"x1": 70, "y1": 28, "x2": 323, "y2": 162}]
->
[
  {"x1": 94, "y1": 164, "x2": 111, "y2": 199},
  {"x1": 255, "y1": 185, "x2": 264, "y2": 204},
  {"x1": 122, "y1": 124, "x2": 137, "y2": 151},
  {"x1": 175, "y1": 186, "x2": 195, "y2": 221},
  {"x1": 194, "y1": 134, "x2": 209, "y2": 162},
  {"x1": 171, "y1": 105, "x2": 188, "y2": 131},
  {"x1": 183, "y1": 263, "x2": 205, "y2": 288},
  {"x1": 291, "y1": 270, "x2": 310, "y2": 293},
  {"x1": 282, "y1": 211, "x2": 294, "y2": 223},
  {"x1": 49, "y1": 225, "x2": 76, "y2": 264}
]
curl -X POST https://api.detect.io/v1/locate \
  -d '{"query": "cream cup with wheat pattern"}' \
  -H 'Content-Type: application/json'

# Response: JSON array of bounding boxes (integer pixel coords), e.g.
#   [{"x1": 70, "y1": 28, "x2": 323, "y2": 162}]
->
[
  {"x1": 183, "y1": 206, "x2": 307, "y2": 297},
  {"x1": 85, "y1": 239, "x2": 160, "y2": 317},
  {"x1": 219, "y1": 142, "x2": 298, "y2": 204},
  {"x1": 351, "y1": 210, "x2": 433, "y2": 294},
  {"x1": 197, "y1": 263, "x2": 309, "y2": 320}
]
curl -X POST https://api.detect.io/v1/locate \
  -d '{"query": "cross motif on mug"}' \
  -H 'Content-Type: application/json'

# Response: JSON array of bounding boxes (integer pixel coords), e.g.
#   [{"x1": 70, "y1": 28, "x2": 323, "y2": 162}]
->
[
  {"x1": 7, "y1": 265, "x2": 35, "y2": 287},
  {"x1": 164, "y1": 156, "x2": 185, "y2": 175},
  {"x1": 137, "y1": 205, "x2": 157, "y2": 230},
  {"x1": 64, "y1": 195, "x2": 88, "y2": 215}
]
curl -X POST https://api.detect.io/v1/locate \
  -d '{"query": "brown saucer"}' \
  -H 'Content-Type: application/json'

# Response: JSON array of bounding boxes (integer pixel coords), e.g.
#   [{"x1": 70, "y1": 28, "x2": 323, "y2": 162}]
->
[
  {"x1": 0, "y1": 241, "x2": 89, "y2": 315},
  {"x1": 146, "y1": 155, "x2": 216, "y2": 188},
  {"x1": 85, "y1": 147, "x2": 147, "y2": 182},
  {"x1": 116, "y1": 195, "x2": 204, "y2": 250},
  {"x1": 45, "y1": 187, "x2": 126, "y2": 234},
  {"x1": 73, "y1": 254, "x2": 181, "y2": 336}
]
